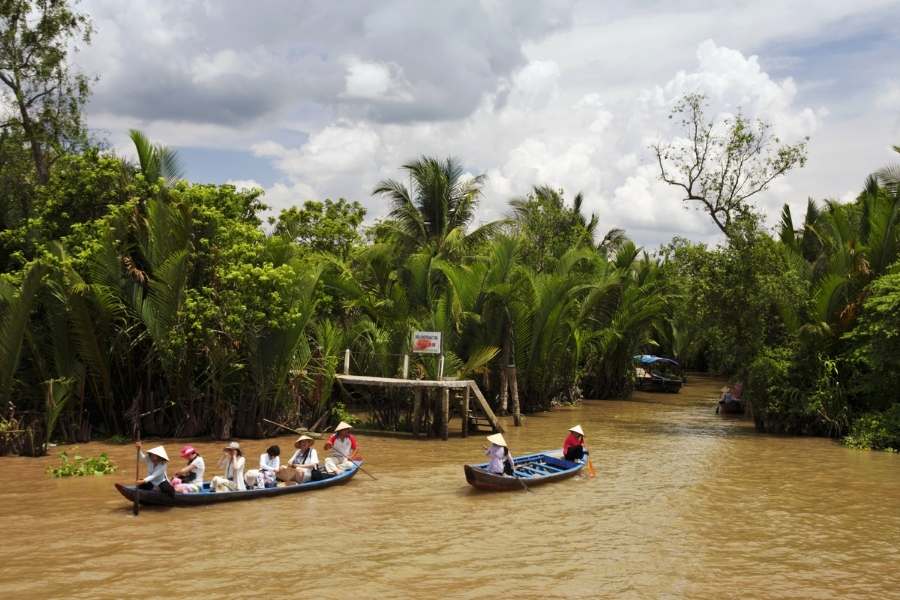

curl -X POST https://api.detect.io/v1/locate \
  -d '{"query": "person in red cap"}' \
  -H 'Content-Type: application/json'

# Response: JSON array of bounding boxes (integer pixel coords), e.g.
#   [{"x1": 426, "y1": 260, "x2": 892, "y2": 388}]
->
[{"x1": 172, "y1": 445, "x2": 205, "y2": 493}]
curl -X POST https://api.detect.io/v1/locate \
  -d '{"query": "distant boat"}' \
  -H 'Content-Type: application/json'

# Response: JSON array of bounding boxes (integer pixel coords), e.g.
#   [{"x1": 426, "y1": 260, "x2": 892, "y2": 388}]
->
[
  {"x1": 464, "y1": 449, "x2": 586, "y2": 491},
  {"x1": 633, "y1": 354, "x2": 683, "y2": 393},
  {"x1": 114, "y1": 461, "x2": 360, "y2": 507}
]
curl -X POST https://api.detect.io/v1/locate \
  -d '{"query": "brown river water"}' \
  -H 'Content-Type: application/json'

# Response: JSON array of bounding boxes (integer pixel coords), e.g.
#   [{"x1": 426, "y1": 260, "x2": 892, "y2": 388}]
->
[{"x1": 1, "y1": 374, "x2": 898, "y2": 599}]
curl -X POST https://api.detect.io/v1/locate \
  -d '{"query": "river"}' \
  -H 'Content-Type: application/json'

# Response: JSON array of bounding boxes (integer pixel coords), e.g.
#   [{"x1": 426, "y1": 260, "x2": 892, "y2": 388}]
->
[{"x1": 0, "y1": 374, "x2": 898, "y2": 599}]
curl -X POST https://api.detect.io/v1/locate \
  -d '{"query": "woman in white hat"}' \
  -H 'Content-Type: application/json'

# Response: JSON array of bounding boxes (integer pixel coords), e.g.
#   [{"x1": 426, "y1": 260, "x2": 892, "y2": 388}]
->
[
  {"x1": 134, "y1": 441, "x2": 175, "y2": 497},
  {"x1": 562, "y1": 425, "x2": 587, "y2": 461},
  {"x1": 278, "y1": 435, "x2": 319, "y2": 483},
  {"x1": 210, "y1": 441, "x2": 246, "y2": 492},
  {"x1": 323, "y1": 421, "x2": 358, "y2": 473},
  {"x1": 484, "y1": 433, "x2": 514, "y2": 476}
]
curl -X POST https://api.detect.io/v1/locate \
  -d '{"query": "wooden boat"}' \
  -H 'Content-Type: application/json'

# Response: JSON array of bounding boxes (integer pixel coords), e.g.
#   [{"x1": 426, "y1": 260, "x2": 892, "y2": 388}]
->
[
  {"x1": 114, "y1": 461, "x2": 361, "y2": 507},
  {"x1": 633, "y1": 355, "x2": 683, "y2": 393},
  {"x1": 717, "y1": 399, "x2": 745, "y2": 415},
  {"x1": 464, "y1": 449, "x2": 586, "y2": 491}
]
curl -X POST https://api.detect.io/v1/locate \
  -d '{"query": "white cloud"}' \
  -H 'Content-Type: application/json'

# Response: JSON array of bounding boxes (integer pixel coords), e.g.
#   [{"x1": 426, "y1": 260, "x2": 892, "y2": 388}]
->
[{"x1": 342, "y1": 57, "x2": 413, "y2": 102}]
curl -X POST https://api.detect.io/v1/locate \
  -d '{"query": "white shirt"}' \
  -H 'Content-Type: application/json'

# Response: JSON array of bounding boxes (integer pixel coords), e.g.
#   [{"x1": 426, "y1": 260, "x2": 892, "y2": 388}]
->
[
  {"x1": 331, "y1": 437, "x2": 353, "y2": 461},
  {"x1": 259, "y1": 453, "x2": 280, "y2": 473},
  {"x1": 485, "y1": 444, "x2": 512, "y2": 475},
  {"x1": 224, "y1": 455, "x2": 246, "y2": 491},
  {"x1": 289, "y1": 448, "x2": 319, "y2": 466},
  {"x1": 185, "y1": 455, "x2": 205, "y2": 485},
  {"x1": 141, "y1": 452, "x2": 168, "y2": 486}
]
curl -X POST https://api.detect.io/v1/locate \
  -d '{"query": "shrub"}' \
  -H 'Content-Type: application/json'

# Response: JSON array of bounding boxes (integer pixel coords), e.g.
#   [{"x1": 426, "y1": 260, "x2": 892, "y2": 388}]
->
[
  {"x1": 844, "y1": 406, "x2": 900, "y2": 451},
  {"x1": 47, "y1": 451, "x2": 117, "y2": 477}
]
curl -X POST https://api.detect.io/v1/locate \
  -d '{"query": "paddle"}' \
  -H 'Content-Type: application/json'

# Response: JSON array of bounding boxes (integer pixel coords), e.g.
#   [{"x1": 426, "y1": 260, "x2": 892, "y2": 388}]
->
[{"x1": 262, "y1": 418, "x2": 378, "y2": 481}]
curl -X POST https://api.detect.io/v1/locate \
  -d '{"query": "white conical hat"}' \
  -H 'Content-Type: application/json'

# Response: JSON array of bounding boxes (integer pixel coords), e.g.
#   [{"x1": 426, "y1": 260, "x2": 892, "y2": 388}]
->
[
  {"x1": 568, "y1": 424, "x2": 585, "y2": 436},
  {"x1": 486, "y1": 433, "x2": 507, "y2": 447},
  {"x1": 334, "y1": 421, "x2": 353, "y2": 432},
  {"x1": 146, "y1": 445, "x2": 169, "y2": 461}
]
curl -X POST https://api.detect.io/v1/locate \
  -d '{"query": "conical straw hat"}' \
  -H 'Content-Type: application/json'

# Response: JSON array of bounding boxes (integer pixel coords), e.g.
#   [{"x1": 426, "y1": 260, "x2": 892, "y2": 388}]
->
[
  {"x1": 486, "y1": 433, "x2": 507, "y2": 448},
  {"x1": 334, "y1": 421, "x2": 353, "y2": 432},
  {"x1": 146, "y1": 446, "x2": 169, "y2": 461},
  {"x1": 294, "y1": 435, "x2": 314, "y2": 448},
  {"x1": 568, "y1": 424, "x2": 585, "y2": 436}
]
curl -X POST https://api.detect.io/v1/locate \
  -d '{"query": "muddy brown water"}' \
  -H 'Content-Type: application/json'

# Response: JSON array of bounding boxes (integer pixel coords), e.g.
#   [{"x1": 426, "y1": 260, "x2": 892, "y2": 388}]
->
[{"x1": 0, "y1": 374, "x2": 898, "y2": 599}]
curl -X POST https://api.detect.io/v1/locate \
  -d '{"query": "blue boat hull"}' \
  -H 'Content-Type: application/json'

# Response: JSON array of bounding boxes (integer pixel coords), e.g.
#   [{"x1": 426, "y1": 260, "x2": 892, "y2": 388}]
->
[{"x1": 464, "y1": 450, "x2": 586, "y2": 491}]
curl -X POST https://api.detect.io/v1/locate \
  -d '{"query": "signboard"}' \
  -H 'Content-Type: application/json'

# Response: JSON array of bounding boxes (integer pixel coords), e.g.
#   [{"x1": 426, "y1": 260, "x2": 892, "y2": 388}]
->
[{"x1": 412, "y1": 331, "x2": 441, "y2": 354}]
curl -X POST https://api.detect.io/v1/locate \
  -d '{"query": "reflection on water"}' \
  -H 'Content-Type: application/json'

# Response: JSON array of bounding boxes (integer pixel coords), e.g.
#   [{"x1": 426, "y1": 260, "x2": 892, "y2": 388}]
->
[{"x1": 1, "y1": 374, "x2": 898, "y2": 599}]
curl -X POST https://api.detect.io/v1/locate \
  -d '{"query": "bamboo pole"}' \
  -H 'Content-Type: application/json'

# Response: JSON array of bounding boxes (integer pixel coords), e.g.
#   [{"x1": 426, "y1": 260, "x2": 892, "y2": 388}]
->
[
  {"x1": 412, "y1": 388, "x2": 423, "y2": 438},
  {"x1": 343, "y1": 349, "x2": 351, "y2": 375},
  {"x1": 509, "y1": 366, "x2": 521, "y2": 426},
  {"x1": 441, "y1": 388, "x2": 450, "y2": 440},
  {"x1": 462, "y1": 386, "x2": 470, "y2": 438}
]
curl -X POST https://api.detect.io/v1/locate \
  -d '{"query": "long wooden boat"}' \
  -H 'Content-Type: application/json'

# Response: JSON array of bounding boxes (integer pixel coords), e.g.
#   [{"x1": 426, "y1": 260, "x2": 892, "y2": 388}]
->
[
  {"x1": 114, "y1": 461, "x2": 361, "y2": 507},
  {"x1": 464, "y1": 449, "x2": 586, "y2": 491}
]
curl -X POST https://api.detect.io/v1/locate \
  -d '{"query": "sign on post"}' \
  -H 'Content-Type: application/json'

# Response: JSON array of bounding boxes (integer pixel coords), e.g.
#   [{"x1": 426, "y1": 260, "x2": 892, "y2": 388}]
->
[{"x1": 412, "y1": 331, "x2": 441, "y2": 354}]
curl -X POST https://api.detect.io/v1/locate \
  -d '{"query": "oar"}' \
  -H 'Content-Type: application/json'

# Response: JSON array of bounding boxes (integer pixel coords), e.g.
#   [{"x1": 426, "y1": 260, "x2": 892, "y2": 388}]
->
[
  {"x1": 131, "y1": 403, "x2": 174, "y2": 517},
  {"x1": 510, "y1": 458, "x2": 532, "y2": 493},
  {"x1": 262, "y1": 418, "x2": 377, "y2": 481}
]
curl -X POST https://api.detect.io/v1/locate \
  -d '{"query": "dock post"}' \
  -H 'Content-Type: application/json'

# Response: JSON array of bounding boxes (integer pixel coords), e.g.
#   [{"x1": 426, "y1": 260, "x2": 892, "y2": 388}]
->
[
  {"x1": 343, "y1": 349, "x2": 350, "y2": 375},
  {"x1": 441, "y1": 387, "x2": 450, "y2": 440},
  {"x1": 438, "y1": 354, "x2": 445, "y2": 380},
  {"x1": 462, "y1": 385, "x2": 470, "y2": 437},
  {"x1": 412, "y1": 388, "x2": 422, "y2": 437},
  {"x1": 510, "y1": 366, "x2": 521, "y2": 426},
  {"x1": 402, "y1": 354, "x2": 409, "y2": 379}
]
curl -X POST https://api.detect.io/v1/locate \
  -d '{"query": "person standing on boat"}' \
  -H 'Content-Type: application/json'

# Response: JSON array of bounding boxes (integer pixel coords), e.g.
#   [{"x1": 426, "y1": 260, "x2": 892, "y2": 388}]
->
[
  {"x1": 278, "y1": 435, "x2": 319, "y2": 483},
  {"x1": 134, "y1": 442, "x2": 175, "y2": 497},
  {"x1": 562, "y1": 425, "x2": 587, "y2": 461},
  {"x1": 485, "y1": 433, "x2": 515, "y2": 476},
  {"x1": 245, "y1": 445, "x2": 281, "y2": 489},
  {"x1": 323, "y1": 421, "x2": 358, "y2": 473},
  {"x1": 210, "y1": 441, "x2": 246, "y2": 492},
  {"x1": 172, "y1": 445, "x2": 205, "y2": 493}
]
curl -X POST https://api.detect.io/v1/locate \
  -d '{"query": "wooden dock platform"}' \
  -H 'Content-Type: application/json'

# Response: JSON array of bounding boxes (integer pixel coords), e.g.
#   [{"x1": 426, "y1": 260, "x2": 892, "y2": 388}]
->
[{"x1": 334, "y1": 374, "x2": 503, "y2": 439}]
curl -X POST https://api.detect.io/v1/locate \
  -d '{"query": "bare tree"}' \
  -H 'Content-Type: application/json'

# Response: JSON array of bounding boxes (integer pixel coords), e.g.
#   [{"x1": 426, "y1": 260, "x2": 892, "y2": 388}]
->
[{"x1": 652, "y1": 93, "x2": 808, "y2": 238}]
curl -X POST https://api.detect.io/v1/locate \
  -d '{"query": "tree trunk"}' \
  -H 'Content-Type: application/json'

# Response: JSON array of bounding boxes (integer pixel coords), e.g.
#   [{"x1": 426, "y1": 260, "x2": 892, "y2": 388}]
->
[{"x1": 509, "y1": 366, "x2": 521, "y2": 426}]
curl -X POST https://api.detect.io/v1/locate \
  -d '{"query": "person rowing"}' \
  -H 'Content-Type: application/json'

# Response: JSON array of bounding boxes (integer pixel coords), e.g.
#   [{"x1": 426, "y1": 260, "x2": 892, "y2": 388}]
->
[
  {"x1": 134, "y1": 442, "x2": 175, "y2": 497},
  {"x1": 323, "y1": 421, "x2": 359, "y2": 473},
  {"x1": 484, "y1": 433, "x2": 515, "y2": 476},
  {"x1": 562, "y1": 424, "x2": 588, "y2": 461}
]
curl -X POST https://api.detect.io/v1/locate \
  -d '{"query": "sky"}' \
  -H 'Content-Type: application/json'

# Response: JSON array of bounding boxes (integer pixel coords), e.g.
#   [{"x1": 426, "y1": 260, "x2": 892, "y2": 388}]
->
[{"x1": 74, "y1": 0, "x2": 900, "y2": 249}]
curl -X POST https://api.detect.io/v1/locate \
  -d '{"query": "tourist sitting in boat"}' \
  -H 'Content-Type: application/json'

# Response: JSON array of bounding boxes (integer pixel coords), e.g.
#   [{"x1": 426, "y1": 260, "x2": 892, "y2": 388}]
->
[
  {"x1": 323, "y1": 421, "x2": 358, "y2": 473},
  {"x1": 134, "y1": 442, "x2": 175, "y2": 497},
  {"x1": 484, "y1": 433, "x2": 514, "y2": 476},
  {"x1": 172, "y1": 445, "x2": 205, "y2": 493},
  {"x1": 562, "y1": 424, "x2": 587, "y2": 461},
  {"x1": 278, "y1": 435, "x2": 319, "y2": 483},
  {"x1": 209, "y1": 441, "x2": 246, "y2": 492},
  {"x1": 245, "y1": 445, "x2": 280, "y2": 489}
]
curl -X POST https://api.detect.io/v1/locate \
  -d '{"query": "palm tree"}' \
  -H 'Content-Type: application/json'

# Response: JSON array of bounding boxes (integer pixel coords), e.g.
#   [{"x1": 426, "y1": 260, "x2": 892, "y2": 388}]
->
[
  {"x1": 373, "y1": 156, "x2": 502, "y2": 256},
  {"x1": 128, "y1": 129, "x2": 184, "y2": 186}
]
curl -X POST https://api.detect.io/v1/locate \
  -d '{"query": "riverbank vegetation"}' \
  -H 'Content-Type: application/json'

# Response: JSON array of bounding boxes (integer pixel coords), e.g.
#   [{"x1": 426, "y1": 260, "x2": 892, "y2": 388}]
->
[{"x1": 1, "y1": 0, "x2": 897, "y2": 454}]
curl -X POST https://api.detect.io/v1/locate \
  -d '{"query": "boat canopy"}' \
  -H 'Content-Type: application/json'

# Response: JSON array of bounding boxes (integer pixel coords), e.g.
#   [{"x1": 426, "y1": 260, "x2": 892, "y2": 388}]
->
[{"x1": 633, "y1": 354, "x2": 680, "y2": 367}]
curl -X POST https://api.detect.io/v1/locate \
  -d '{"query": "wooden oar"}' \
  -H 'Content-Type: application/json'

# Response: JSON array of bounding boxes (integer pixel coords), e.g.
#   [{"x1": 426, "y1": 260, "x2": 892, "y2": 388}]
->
[
  {"x1": 262, "y1": 418, "x2": 377, "y2": 481},
  {"x1": 511, "y1": 461, "x2": 532, "y2": 493}
]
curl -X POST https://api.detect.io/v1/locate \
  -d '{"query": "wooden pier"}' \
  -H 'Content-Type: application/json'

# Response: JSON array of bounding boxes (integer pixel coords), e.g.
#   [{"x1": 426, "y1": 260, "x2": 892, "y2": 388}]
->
[{"x1": 334, "y1": 374, "x2": 503, "y2": 440}]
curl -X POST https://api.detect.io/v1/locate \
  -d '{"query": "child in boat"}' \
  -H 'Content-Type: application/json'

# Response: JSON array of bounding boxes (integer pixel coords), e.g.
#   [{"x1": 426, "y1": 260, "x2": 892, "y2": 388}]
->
[
  {"x1": 245, "y1": 445, "x2": 280, "y2": 489},
  {"x1": 278, "y1": 435, "x2": 319, "y2": 483},
  {"x1": 209, "y1": 441, "x2": 246, "y2": 492},
  {"x1": 562, "y1": 424, "x2": 587, "y2": 461},
  {"x1": 134, "y1": 442, "x2": 175, "y2": 497},
  {"x1": 172, "y1": 445, "x2": 205, "y2": 493},
  {"x1": 485, "y1": 433, "x2": 514, "y2": 476},
  {"x1": 323, "y1": 422, "x2": 358, "y2": 473}
]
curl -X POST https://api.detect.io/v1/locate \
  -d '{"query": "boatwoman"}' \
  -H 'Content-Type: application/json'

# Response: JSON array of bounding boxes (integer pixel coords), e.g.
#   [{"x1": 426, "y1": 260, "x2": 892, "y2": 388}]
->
[
  {"x1": 323, "y1": 421, "x2": 358, "y2": 473},
  {"x1": 210, "y1": 441, "x2": 246, "y2": 492},
  {"x1": 485, "y1": 433, "x2": 514, "y2": 476},
  {"x1": 562, "y1": 425, "x2": 587, "y2": 461},
  {"x1": 135, "y1": 442, "x2": 175, "y2": 497}
]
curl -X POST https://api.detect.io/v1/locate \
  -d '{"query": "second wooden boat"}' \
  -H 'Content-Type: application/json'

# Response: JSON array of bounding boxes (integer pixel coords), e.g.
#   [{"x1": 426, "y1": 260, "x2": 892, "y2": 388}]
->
[{"x1": 464, "y1": 449, "x2": 586, "y2": 491}]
